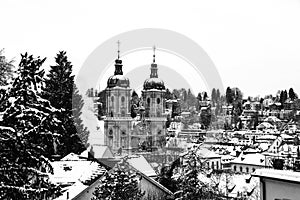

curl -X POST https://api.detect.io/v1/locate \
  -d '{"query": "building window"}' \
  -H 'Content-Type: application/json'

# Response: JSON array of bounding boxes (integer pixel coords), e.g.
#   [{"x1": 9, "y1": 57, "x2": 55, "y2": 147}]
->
[
  {"x1": 121, "y1": 96, "x2": 125, "y2": 106},
  {"x1": 216, "y1": 161, "x2": 219, "y2": 170},
  {"x1": 246, "y1": 167, "x2": 249, "y2": 173},
  {"x1": 211, "y1": 162, "x2": 214, "y2": 169},
  {"x1": 157, "y1": 98, "x2": 161, "y2": 104},
  {"x1": 234, "y1": 166, "x2": 237, "y2": 171},
  {"x1": 240, "y1": 166, "x2": 243, "y2": 172},
  {"x1": 108, "y1": 129, "x2": 113, "y2": 147},
  {"x1": 147, "y1": 98, "x2": 150, "y2": 105},
  {"x1": 121, "y1": 137, "x2": 127, "y2": 148},
  {"x1": 252, "y1": 168, "x2": 255, "y2": 172},
  {"x1": 121, "y1": 110, "x2": 125, "y2": 117},
  {"x1": 111, "y1": 96, "x2": 114, "y2": 102}
]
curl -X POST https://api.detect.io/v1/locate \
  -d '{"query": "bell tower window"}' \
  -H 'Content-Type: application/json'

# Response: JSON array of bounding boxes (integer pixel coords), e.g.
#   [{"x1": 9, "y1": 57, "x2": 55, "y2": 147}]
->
[
  {"x1": 121, "y1": 96, "x2": 125, "y2": 106},
  {"x1": 147, "y1": 98, "x2": 150, "y2": 105}
]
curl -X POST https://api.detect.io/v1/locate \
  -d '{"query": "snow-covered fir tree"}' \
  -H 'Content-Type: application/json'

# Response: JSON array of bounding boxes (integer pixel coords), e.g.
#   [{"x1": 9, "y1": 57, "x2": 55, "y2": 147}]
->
[
  {"x1": 92, "y1": 158, "x2": 145, "y2": 200},
  {"x1": 43, "y1": 51, "x2": 88, "y2": 156},
  {"x1": 0, "y1": 53, "x2": 61, "y2": 199},
  {"x1": 174, "y1": 148, "x2": 224, "y2": 200}
]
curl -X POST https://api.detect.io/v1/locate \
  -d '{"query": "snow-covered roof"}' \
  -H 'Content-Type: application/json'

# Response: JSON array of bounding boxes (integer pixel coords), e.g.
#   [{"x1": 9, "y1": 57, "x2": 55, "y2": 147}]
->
[
  {"x1": 90, "y1": 145, "x2": 114, "y2": 159},
  {"x1": 61, "y1": 153, "x2": 84, "y2": 161},
  {"x1": 181, "y1": 111, "x2": 191, "y2": 115},
  {"x1": 253, "y1": 168, "x2": 300, "y2": 183},
  {"x1": 196, "y1": 147, "x2": 221, "y2": 158},
  {"x1": 264, "y1": 116, "x2": 281, "y2": 123},
  {"x1": 231, "y1": 153, "x2": 268, "y2": 167},
  {"x1": 127, "y1": 155, "x2": 157, "y2": 177},
  {"x1": 50, "y1": 153, "x2": 106, "y2": 186},
  {"x1": 197, "y1": 173, "x2": 258, "y2": 198},
  {"x1": 257, "y1": 122, "x2": 274, "y2": 129},
  {"x1": 259, "y1": 143, "x2": 270, "y2": 151},
  {"x1": 54, "y1": 181, "x2": 88, "y2": 200},
  {"x1": 280, "y1": 133, "x2": 294, "y2": 140},
  {"x1": 221, "y1": 154, "x2": 235, "y2": 160},
  {"x1": 257, "y1": 134, "x2": 277, "y2": 140}
]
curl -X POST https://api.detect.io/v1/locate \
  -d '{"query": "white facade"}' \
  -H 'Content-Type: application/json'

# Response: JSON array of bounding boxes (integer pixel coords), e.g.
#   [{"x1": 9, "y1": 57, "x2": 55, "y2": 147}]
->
[{"x1": 253, "y1": 168, "x2": 300, "y2": 200}]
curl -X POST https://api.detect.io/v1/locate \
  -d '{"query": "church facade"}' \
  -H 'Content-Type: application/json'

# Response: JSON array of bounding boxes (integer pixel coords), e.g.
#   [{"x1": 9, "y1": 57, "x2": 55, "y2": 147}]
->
[{"x1": 104, "y1": 45, "x2": 167, "y2": 152}]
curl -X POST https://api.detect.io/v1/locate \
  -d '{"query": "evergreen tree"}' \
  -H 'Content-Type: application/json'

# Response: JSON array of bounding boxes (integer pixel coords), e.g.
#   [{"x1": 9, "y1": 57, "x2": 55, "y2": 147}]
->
[
  {"x1": 211, "y1": 88, "x2": 216, "y2": 106},
  {"x1": 225, "y1": 87, "x2": 233, "y2": 105},
  {"x1": 280, "y1": 90, "x2": 284, "y2": 105},
  {"x1": 165, "y1": 88, "x2": 173, "y2": 100},
  {"x1": 43, "y1": 51, "x2": 87, "y2": 156},
  {"x1": 200, "y1": 106, "x2": 212, "y2": 129},
  {"x1": 289, "y1": 88, "x2": 297, "y2": 101},
  {"x1": 216, "y1": 89, "x2": 220, "y2": 102},
  {"x1": 203, "y1": 92, "x2": 208, "y2": 101},
  {"x1": 72, "y1": 85, "x2": 89, "y2": 146},
  {"x1": 92, "y1": 159, "x2": 144, "y2": 200},
  {"x1": 284, "y1": 90, "x2": 288, "y2": 102},
  {"x1": 197, "y1": 92, "x2": 202, "y2": 101},
  {"x1": 0, "y1": 53, "x2": 61, "y2": 199},
  {"x1": 175, "y1": 149, "x2": 223, "y2": 200}
]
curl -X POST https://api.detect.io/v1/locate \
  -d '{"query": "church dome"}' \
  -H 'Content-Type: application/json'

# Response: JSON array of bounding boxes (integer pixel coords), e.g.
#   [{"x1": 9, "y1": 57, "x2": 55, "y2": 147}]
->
[
  {"x1": 143, "y1": 77, "x2": 165, "y2": 90},
  {"x1": 107, "y1": 74, "x2": 130, "y2": 88}
]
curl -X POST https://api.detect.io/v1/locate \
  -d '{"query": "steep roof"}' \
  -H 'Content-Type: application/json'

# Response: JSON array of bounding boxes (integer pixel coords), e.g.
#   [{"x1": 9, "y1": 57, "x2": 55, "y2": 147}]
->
[
  {"x1": 196, "y1": 147, "x2": 221, "y2": 158},
  {"x1": 127, "y1": 155, "x2": 157, "y2": 177}
]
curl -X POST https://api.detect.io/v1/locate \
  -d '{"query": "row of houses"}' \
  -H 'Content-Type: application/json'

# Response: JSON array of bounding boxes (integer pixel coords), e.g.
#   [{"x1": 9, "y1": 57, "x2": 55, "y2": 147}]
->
[{"x1": 50, "y1": 145, "x2": 174, "y2": 200}]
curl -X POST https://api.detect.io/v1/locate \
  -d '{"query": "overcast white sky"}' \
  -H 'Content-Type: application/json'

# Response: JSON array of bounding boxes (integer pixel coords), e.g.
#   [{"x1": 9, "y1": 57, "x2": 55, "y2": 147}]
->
[{"x1": 1, "y1": 0, "x2": 300, "y2": 97}]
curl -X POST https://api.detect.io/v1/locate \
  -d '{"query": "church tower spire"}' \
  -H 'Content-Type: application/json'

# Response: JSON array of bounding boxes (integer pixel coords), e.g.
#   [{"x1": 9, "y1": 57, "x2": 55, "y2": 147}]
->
[
  {"x1": 114, "y1": 40, "x2": 123, "y2": 75},
  {"x1": 150, "y1": 45, "x2": 158, "y2": 78}
]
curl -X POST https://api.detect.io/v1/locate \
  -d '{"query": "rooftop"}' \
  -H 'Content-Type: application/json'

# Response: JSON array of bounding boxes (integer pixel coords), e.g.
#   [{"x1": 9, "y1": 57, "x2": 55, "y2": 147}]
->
[{"x1": 252, "y1": 168, "x2": 300, "y2": 183}]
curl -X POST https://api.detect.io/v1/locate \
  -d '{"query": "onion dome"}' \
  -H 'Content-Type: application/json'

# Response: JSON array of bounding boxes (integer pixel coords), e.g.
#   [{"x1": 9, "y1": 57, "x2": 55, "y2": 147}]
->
[
  {"x1": 107, "y1": 41, "x2": 130, "y2": 88},
  {"x1": 143, "y1": 46, "x2": 165, "y2": 90}
]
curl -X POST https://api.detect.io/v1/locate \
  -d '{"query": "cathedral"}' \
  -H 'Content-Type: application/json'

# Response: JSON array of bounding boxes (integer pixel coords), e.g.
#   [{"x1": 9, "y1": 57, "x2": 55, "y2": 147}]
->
[{"x1": 104, "y1": 43, "x2": 167, "y2": 152}]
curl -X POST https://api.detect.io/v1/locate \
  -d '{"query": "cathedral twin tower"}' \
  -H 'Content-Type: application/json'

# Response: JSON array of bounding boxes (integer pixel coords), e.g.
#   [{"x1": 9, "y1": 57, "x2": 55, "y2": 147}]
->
[{"x1": 104, "y1": 42, "x2": 167, "y2": 152}]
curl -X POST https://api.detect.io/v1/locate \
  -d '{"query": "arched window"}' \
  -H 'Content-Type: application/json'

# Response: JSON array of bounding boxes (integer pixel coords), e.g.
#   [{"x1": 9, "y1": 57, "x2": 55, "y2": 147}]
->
[
  {"x1": 111, "y1": 96, "x2": 114, "y2": 109},
  {"x1": 234, "y1": 166, "x2": 237, "y2": 171},
  {"x1": 240, "y1": 166, "x2": 243, "y2": 172},
  {"x1": 147, "y1": 98, "x2": 150, "y2": 105},
  {"x1": 121, "y1": 96, "x2": 125, "y2": 106},
  {"x1": 108, "y1": 129, "x2": 113, "y2": 147},
  {"x1": 157, "y1": 98, "x2": 161, "y2": 104},
  {"x1": 121, "y1": 131, "x2": 127, "y2": 148},
  {"x1": 246, "y1": 167, "x2": 249, "y2": 173}
]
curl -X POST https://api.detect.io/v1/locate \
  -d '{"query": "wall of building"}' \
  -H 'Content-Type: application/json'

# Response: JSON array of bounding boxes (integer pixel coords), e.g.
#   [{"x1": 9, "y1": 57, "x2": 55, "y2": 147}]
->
[
  {"x1": 206, "y1": 158, "x2": 222, "y2": 170},
  {"x1": 262, "y1": 178, "x2": 300, "y2": 200},
  {"x1": 231, "y1": 163, "x2": 263, "y2": 174}
]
